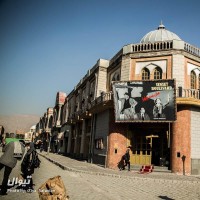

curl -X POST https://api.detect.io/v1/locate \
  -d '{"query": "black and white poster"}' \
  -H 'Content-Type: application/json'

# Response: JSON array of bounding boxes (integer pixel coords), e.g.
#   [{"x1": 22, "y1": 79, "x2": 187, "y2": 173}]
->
[{"x1": 112, "y1": 79, "x2": 176, "y2": 122}]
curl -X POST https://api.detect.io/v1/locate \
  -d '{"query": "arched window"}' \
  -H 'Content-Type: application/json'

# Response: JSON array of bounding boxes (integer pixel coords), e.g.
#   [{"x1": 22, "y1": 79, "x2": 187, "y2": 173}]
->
[
  {"x1": 110, "y1": 71, "x2": 120, "y2": 90},
  {"x1": 111, "y1": 72, "x2": 120, "y2": 82},
  {"x1": 154, "y1": 67, "x2": 162, "y2": 80},
  {"x1": 190, "y1": 71, "x2": 196, "y2": 89},
  {"x1": 142, "y1": 68, "x2": 150, "y2": 80}
]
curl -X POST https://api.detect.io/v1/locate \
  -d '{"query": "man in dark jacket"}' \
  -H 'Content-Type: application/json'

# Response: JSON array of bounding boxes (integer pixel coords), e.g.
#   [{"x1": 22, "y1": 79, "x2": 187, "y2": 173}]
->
[
  {"x1": 0, "y1": 141, "x2": 25, "y2": 195},
  {"x1": 21, "y1": 142, "x2": 38, "y2": 191}
]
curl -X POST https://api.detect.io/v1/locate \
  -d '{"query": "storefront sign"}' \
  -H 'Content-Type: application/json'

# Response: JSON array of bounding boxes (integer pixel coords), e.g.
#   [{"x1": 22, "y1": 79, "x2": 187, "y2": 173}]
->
[{"x1": 112, "y1": 79, "x2": 176, "y2": 122}]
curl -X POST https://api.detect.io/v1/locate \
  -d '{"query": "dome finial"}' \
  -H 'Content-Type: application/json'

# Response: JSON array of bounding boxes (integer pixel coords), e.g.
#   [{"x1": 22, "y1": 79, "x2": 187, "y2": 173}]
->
[{"x1": 158, "y1": 20, "x2": 165, "y2": 29}]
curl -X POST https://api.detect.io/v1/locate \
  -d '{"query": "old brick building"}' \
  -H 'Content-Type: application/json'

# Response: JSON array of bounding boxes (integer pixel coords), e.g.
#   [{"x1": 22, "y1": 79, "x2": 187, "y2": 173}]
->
[{"x1": 37, "y1": 23, "x2": 200, "y2": 175}]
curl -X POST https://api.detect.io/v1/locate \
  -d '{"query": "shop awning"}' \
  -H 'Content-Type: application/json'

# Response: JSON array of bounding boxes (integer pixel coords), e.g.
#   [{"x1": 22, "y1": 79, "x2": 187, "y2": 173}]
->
[{"x1": 57, "y1": 132, "x2": 64, "y2": 140}]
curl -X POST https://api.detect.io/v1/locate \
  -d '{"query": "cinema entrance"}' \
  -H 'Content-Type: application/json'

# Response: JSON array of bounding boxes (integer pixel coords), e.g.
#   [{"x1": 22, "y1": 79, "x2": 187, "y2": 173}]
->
[{"x1": 127, "y1": 124, "x2": 170, "y2": 167}]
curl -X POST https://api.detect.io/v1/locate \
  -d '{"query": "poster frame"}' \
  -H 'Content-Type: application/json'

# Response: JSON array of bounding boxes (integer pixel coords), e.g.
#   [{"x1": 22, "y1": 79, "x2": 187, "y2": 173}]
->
[{"x1": 112, "y1": 79, "x2": 177, "y2": 123}]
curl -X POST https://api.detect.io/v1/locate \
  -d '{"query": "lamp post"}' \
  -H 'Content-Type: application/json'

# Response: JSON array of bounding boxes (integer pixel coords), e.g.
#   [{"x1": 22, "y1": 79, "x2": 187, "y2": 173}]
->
[{"x1": 182, "y1": 155, "x2": 186, "y2": 175}]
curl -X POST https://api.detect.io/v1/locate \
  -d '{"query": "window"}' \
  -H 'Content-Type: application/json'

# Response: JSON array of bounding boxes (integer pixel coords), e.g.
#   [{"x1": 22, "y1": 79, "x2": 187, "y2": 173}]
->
[
  {"x1": 81, "y1": 88, "x2": 86, "y2": 106},
  {"x1": 111, "y1": 72, "x2": 120, "y2": 82},
  {"x1": 142, "y1": 68, "x2": 150, "y2": 80},
  {"x1": 153, "y1": 67, "x2": 162, "y2": 79},
  {"x1": 191, "y1": 71, "x2": 196, "y2": 89},
  {"x1": 89, "y1": 81, "x2": 95, "y2": 101},
  {"x1": 110, "y1": 71, "x2": 120, "y2": 90},
  {"x1": 95, "y1": 138, "x2": 103, "y2": 149}
]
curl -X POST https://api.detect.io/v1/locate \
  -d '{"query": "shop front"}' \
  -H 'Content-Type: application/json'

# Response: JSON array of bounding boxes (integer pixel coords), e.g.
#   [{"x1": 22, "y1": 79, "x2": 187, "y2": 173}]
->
[
  {"x1": 127, "y1": 123, "x2": 171, "y2": 167},
  {"x1": 111, "y1": 80, "x2": 175, "y2": 168}
]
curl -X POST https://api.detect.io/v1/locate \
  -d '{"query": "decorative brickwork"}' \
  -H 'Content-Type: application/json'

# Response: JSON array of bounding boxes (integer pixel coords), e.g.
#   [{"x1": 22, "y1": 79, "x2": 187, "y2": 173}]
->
[{"x1": 131, "y1": 56, "x2": 172, "y2": 80}]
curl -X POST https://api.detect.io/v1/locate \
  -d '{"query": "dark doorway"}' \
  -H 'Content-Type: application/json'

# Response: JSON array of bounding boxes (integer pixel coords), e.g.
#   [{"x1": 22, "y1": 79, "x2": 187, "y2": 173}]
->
[{"x1": 151, "y1": 137, "x2": 160, "y2": 165}]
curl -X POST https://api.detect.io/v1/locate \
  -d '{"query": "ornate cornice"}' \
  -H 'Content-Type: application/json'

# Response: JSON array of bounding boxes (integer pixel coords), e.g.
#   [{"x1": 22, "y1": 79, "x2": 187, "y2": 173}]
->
[{"x1": 176, "y1": 97, "x2": 200, "y2": 107}]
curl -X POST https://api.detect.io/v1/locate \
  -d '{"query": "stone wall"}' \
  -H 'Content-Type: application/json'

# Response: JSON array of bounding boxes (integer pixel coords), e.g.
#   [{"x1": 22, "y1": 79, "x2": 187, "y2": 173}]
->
[
  {"x1": 172, "y1": 54, "x2": 185, "y2": 87},
  {"x1": 121, "y1": 56, "x2": 131, "y2": 81},
  {"x1": 97, "y1": 67, "x2": 107, "y2": 96}
]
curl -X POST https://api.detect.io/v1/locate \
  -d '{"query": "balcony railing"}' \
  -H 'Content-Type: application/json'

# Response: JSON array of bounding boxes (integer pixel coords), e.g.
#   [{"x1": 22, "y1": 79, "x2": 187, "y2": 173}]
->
[
  {"x1": 132, "y1": 41, "x2": 173, "y2": 52},
  {"x1": 91, "y1": 89, "x2": 200, "y2": 107},
  {"x1": 123, "y1": 41, "x2": 200, "y2": 58},
  {"x1": 176, "y1": 87, "x2": 200, "y2": 99},
  {"x1": 184, "y1": 42, "x2": 200, "y2": 57},
  {"x1": 91, "y1": 91, "x2": 113, "y2": 107},
  {"x1": 69, "y1": 88, "x2": 200, "y2": 120}
]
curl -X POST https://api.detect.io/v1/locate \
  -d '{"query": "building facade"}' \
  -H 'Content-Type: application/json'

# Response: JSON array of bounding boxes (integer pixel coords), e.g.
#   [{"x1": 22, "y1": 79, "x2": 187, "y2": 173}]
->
[
  {"x1": 37, "y1": 23, "x2": 200, "y2": 175},
  {"x1": 24, "y1": 125, "x2": 36, "y2": 143}
]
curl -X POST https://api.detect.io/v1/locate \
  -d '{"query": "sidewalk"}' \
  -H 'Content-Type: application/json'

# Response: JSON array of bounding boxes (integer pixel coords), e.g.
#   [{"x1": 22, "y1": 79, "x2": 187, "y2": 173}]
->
[{"x1": 38, "y1": 151, "x2": 200, "y2": 183}]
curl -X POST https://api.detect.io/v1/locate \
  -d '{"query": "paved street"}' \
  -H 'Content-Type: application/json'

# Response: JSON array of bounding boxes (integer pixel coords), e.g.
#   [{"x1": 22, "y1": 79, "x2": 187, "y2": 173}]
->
[{"x1": 0, "y1": 151, "x2": 200, "y2": 200}]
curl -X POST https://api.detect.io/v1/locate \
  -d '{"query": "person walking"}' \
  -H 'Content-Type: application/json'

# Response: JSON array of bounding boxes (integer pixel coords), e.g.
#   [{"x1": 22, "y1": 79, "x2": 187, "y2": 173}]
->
[
  {"x1": 123, "y1": 148, "x2": 131, "y2": 171},
  {"x1": 21, "y1": 142, "x2": 38, "y2": 192},
  {"x1": 118, "y1": 155, "x2": 126, "y2": 171},
  {"x1": 0, "y1": 141, "x2": 25, "y2": 195}
]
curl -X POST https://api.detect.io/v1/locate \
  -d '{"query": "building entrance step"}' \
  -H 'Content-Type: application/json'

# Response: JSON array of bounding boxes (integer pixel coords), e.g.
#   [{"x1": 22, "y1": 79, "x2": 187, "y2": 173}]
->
[{"x1": 130, "y1": 164, "x2": 171, "y2": 173}]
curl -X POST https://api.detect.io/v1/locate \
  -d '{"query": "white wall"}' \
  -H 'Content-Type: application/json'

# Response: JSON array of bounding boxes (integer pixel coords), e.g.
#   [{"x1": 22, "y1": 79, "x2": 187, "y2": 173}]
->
[{"x1": 191, "y1": 108, "x2": 200, "y2": 159}]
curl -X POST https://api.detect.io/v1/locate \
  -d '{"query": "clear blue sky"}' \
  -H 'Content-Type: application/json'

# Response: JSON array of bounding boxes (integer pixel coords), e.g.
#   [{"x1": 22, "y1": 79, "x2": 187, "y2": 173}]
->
[{"x1": 0, "y1": 0, "x2": 200, "y2": 116}]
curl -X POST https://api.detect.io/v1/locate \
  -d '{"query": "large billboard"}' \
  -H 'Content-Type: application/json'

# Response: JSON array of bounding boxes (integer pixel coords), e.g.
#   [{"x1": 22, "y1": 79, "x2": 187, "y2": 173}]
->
[{"x1": 112, "y1": 79, "x2": 176, "y2": 122}]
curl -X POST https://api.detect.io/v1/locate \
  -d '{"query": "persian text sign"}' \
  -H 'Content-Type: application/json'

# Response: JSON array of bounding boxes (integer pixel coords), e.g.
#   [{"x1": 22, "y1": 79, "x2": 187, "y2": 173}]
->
[{"x1": 112, "y1": 79, "x2": 176, "y2": 122}]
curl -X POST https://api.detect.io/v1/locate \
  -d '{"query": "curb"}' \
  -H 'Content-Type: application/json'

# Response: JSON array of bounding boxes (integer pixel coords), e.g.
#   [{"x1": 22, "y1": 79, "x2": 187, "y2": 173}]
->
[
  {"x1": 39, "y1": 153, "x2": 200, "y2": 184},
  {"x1": 39, "y1": 153, "x2": 122, "y2": 178}
]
